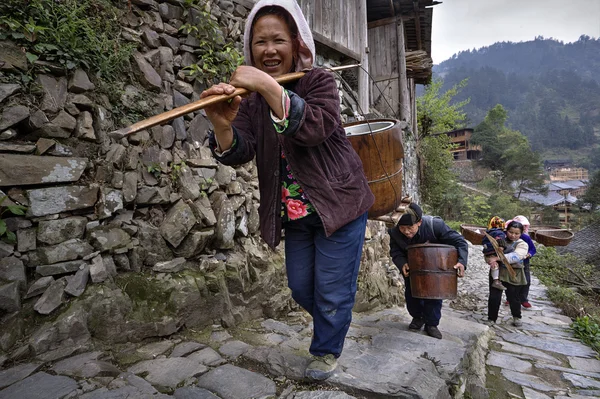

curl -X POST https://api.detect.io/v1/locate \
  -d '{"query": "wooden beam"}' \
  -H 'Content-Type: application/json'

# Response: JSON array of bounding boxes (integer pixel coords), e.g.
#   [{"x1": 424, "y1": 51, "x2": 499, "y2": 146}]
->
[
  {"x1": 413, "y1": 0, "x2": 422, "y2": 50},
  {"x1": 357, "y1": 0, "x2": 369, "y2": 112},
  {"x1": 396, "y1": 17, "x2": 410, "y2": 122},
  {"x1": 312, "y1": 31, "x2": 360, "y2": 61},
  {"x1": 367, "y1": 15, "x2": 414, "y2": 29},
  {"x1": 372, "y1": 74, "x2": 400, "y2": 83}
]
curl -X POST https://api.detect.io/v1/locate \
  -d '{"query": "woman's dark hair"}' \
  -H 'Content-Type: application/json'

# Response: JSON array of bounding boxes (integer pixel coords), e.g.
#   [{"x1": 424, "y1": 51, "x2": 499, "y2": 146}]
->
[
  {"x1": 506, "y1": 221, "x2": 524, "y2": 234},
  {"x1": 252, "y1": 6, "x2": 299, "y2": 38},
  {"x1": 249, "y1": 6, "x2": 299, "y2": 67}
]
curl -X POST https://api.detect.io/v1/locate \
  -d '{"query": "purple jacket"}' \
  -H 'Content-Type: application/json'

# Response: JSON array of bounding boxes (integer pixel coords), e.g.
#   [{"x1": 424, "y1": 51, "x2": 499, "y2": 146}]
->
[{"x1": 209, "y1": 68, "x2": 374, "y2": 248}]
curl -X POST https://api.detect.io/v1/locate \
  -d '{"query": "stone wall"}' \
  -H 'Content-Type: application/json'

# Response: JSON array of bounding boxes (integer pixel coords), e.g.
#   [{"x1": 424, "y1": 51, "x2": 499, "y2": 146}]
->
[
  {"x1": 452, "y1": 160, "x2": 490, "y2": 183},
  {"x1": 402, "y1": 131, "x2": 420, "y2": 204},
  {"x1": 0, "y1": 0, "x2": 403, "y2": 362}
]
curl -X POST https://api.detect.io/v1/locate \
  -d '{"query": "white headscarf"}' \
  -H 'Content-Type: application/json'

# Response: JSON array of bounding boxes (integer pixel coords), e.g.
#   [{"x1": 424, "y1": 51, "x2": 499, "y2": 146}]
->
[
  {"x1": 243, "y1": 0, "x2": 315, "y2": 72},
  {"x1": 506, "y1": 215, "x2": 530, "y2": 233}
]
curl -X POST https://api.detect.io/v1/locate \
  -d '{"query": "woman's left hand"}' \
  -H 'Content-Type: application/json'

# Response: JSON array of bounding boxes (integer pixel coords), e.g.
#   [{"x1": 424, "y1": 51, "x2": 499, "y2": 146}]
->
[{"x1": 454, "y1": 262, "x2": 465, "y2": 278}]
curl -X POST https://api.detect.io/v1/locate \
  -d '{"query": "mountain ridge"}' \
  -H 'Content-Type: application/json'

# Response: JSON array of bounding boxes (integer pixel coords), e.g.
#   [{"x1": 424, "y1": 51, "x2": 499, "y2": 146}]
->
[{"x1": 431, "y1": 36, "x2": 600, "y2": 168}]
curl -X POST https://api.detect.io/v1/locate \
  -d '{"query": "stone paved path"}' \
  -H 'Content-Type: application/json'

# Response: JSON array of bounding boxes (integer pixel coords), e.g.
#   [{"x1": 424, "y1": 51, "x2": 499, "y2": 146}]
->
[
  {"x1": 0, "y1": 242, "x2": 599, "y2": 398},
  {"x1": 449, "y1": 243, "x2": 600, "y2": 398}
]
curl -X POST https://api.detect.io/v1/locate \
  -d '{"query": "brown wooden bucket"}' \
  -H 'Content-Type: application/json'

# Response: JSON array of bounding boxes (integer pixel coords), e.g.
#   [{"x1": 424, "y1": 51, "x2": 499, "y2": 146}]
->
[
  {"x1": 408, "y1": 243, "x2": 458, "y2": 300},
  {"x1": 343, "y1": 119, "x2": 404, "y2": 218}
]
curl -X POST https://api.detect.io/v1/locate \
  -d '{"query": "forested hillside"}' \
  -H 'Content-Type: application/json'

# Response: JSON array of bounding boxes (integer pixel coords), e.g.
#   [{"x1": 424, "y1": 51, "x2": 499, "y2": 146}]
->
[{"x1": 433, "y1": 36, "x2": 600, "y2": 168}]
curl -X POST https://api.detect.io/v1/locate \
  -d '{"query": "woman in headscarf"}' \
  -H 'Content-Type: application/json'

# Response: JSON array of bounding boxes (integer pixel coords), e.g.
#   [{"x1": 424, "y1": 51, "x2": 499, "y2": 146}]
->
[
  {"x1": 485, "y1": 221, "x2": 529, "y2": 326},
  {"x1": 505, "y1": 215, "x2": 536, "y2": 308},
  {"x1": 199, "y1": 0, "x2": 374, "y2": 381}
]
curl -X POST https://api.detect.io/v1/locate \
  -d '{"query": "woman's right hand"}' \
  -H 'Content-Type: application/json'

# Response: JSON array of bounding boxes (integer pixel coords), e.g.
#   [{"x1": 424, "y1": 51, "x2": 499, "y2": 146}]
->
[
  {"x1": 402, "y1": 263, "x2": 410, "y2": 277},
  {"x1": 200, "y1": 83, "x2": 242, "y2": 130}
]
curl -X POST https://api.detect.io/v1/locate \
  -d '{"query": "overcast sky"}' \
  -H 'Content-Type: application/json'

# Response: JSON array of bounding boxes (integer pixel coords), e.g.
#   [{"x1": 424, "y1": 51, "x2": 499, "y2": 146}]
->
[{"x1": 431, "y1": 0, "x2": 600, "y2": 64}]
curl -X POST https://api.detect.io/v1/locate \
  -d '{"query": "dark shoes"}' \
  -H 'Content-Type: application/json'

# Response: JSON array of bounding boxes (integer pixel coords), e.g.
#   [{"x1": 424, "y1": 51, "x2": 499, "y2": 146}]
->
[
  {"x1": 409, "y1": 317, "x2": 425, "y2": 331},
  {"x1": 409, "y1": 318, "x2": 442, "y2": 339},
  {"x1": 425, "y1": 325, "x2": 443, "y2": 339}
]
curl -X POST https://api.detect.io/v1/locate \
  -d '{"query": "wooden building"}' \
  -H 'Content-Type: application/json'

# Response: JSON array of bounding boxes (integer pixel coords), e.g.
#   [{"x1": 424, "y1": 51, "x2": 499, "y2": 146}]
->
[
  {"x1": 436, "y1": 128, "x2": 482, "y2": 160},
  {"x1": 294, "y1": 0, "x2": 437, "y2": 128},
  {"x1": 549, "y1": 167, "x2": 589, "y2": 181},
  {"x1": 366, "y1": 0, "x2": 436, "y2": 131}
]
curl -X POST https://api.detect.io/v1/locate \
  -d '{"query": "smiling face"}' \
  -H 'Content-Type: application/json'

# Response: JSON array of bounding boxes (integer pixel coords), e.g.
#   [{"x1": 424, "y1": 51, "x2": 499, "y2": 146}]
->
[{"x1": 251, "y1": 14, "x2": 296, "y2": 77}]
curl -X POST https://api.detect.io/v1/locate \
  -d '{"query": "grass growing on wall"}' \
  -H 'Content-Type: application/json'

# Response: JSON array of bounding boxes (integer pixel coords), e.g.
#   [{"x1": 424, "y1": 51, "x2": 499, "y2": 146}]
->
[{"x1": 0, "y1": 0, "x2": 135, "y2": 83}]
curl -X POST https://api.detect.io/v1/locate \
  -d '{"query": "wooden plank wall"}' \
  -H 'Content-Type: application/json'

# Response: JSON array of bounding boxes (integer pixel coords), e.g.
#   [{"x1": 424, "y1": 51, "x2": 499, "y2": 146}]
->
[
  {"x1": 298, "y1": 0, "x2": 362, "y2": 57},
  {"x1": 368, "y1": 21, "x2": 400, "y2": 117}
]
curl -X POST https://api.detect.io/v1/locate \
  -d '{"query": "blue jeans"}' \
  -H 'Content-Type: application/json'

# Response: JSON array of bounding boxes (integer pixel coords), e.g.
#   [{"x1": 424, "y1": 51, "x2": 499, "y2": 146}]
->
[
  {"x1": 403, "y1": 276, "x2": 442, "y2": 326},
  {"x1": 284, "y1": 212, "x2": 367, "y2": 357}
]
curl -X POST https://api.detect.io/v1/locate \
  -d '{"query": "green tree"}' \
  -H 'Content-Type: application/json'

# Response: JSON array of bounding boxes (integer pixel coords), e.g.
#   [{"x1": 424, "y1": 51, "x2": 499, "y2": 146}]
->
[
  {"x1": 459, "y1": 194, "x2": 491, "y2": 226},
  {"x1": 589, "y1": 146, "x2": 600, "y2": 171},
  {"x1": 420, "y1": 134, "x2": 459, "y2": 216},
  {"x1": 581, "y1": 170, "x2": 600, "y2": 211},
  {"x1": 416, "y1": 78, "x2": 470, "y2": 218},
  {"x1": 471, "y1": 104, "x2": 507, "y2": 170},
  {"x1": 486, "y1": 193, "x2": 531, "y2": 221},
  {"x1": 539, "y1": 206, "x2": 560, "y2": 225},
  {"x1": 499, "y1": 129, "x2": 547, "y2": 197},
  {"x1": 473, "y1": 104, "x2": 546, "y2": 196},
  {"x1": 417, "y1": 78, "x2": 469, "y2": 138}
]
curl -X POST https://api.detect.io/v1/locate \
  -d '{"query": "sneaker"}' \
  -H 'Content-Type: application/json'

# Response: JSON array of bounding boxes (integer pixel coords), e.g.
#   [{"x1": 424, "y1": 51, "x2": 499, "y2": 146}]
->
[
  {"x1": 425, "y1": 325, "x2": 443, "y2": 339},
  {"x1": 522, "y1": 301, "x2": 532, "y2": 308},
  {"x1": 512, "y1": 317, "x2": 523, "y2": 327},
  {"x1": 491, "y1": 280, "x2": 507, "y2": 291},
  {"x1": 408, "y1": 317, "x2": 425, "y2": 331},
  {"x1": 483, "y1": 319, "x2": 496, "y2": 326},
  {"x1": 305, "y1": 354, "x2": 338, "y2": 381}
]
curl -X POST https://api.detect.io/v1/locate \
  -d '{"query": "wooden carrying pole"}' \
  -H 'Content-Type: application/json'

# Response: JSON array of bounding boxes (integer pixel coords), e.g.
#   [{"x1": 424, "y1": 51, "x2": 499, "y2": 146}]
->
[
  {"x1": 109, "y1": 64, "x2": 361, "y2": 140},
  {"x1": 484, "y1": 232, "x2": 517, "y2": 280}
]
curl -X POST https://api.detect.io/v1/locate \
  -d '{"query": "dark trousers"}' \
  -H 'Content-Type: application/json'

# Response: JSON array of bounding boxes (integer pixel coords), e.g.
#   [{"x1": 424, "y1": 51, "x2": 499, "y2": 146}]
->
[
  {"x1": 284, "y1": 212, "x2": 367, "y2": 358},
  {"x1": 488, "y1": 273, "x2": 526, "y2": 321},
  {"x1": 403, "y1": 276, "x2": 442, "y2": 326}
]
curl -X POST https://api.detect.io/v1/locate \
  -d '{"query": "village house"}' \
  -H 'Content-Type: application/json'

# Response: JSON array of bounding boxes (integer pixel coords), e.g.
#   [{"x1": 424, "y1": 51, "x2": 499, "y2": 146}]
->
[
  {"x1": 436, "y1": 128, "x2": 482, "y2": 160},
  {"x1": 549, "y1": 167, "x2": 589, "y2": 181}
]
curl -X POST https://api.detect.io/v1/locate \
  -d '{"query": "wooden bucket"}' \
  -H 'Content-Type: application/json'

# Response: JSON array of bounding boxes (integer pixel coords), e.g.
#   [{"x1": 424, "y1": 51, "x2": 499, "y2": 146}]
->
[
  {"x1": 344, "y1": 119, "x2": 404, "y2": 218},
  {"x1": 408, "y1": 243, "x2": 458, "y2": 300}
]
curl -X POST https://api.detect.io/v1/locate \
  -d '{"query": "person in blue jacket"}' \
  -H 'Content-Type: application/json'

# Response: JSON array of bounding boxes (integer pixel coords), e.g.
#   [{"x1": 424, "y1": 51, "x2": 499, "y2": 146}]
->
[{"x1": 388, "y1": 203, "x2": 468, "y2": 339}]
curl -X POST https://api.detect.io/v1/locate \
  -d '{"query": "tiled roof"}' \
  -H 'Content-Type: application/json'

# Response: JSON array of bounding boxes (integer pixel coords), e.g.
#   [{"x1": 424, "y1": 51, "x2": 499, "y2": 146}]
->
[
  {"x1": 558, "y1": 221, "x2": 600, "y2": 267},
  {"x1": 517, "y1": 191, "x2": 578, "y2": 207},
  {"x1": 562, "y1": 180, "x2": 588, "y2": 188},
  {"x1": 549, "y1": 182, "x2": 572, "y2": 191},
  {"x1": 549, "y1": 180, "x2": 587, "y2": 191}
]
